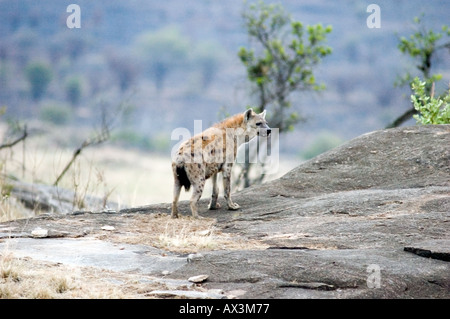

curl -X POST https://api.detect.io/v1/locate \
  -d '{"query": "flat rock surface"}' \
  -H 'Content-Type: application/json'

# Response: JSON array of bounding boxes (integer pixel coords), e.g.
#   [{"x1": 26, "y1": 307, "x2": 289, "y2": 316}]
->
[
  {"x1": 1, "y1": 125, "x2": 449, "y2": 298},
  {"x1": 4, "y1": 237, "x2": 186, "y2": 274}
]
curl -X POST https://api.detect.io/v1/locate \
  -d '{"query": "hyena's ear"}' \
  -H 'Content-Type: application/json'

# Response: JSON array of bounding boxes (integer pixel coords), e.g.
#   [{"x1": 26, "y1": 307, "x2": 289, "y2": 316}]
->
[
  {"x1": 244, "y1": 108, "x2": 253, "y2": 123},
  {"x1": 260, "y1": 110, "x2": 266, "y2": 119}
]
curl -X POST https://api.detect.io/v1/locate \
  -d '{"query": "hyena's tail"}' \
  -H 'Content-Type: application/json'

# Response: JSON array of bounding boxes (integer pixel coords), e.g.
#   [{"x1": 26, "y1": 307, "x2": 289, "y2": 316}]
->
[{"x1": 176, "y1": 165, "x2": 191, "y2": 192}]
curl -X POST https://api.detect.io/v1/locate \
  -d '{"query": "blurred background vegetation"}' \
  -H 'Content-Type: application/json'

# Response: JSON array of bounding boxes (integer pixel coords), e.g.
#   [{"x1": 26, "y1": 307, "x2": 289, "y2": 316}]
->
[{"x1": 0, "y1": 1, "x2": 449, "y2": 202}]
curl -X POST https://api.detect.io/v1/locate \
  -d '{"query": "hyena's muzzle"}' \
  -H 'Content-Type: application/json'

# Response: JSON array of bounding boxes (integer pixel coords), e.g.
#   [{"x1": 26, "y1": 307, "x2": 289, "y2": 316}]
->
[{"x1": 257, "y1": 122, "x2": 271, "y2": 137}]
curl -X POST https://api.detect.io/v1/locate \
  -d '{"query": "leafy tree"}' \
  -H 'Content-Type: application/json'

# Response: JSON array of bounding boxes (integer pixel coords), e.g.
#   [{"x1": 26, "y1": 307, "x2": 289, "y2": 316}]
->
[
  {"x1": 11, "y1": 28, "x2": 39, "y2": 67},
  {"x1": 238, "y1": 1, "x2": 332, "y2": 132},
  {"x1": 106, "y1": 51, "x2": 138, "y2": 92},
  {"x1": 65, "y1": 76, "x2": 82, "y2": 106},
  {"x1": 192, "y1": 42, "x2": 225, "y2": 89},
  {"x1": 135, "y1": 26, "x2": 189, "y2": 91},
  {"x1": 388, "y1": 16, "x2": 450, "y2": 128},
  {"x1": 411, "y1": 77, "x2": 450, "y2": 125},
  {"x1": 63, "y1": 32, "x2": 88, "y2": 61},
  {"x1": 300, "y1": 131, "x2": 343, "y2": 160},
  {"x1": 25, "y1": 62, "x2": 53, "y2": 101},
  {"x1": 236, "y1": 1, "x2": 332, "y2": 188},
  {"x1": 39, "y1": 103, "x2": 73, "y2": 125}
]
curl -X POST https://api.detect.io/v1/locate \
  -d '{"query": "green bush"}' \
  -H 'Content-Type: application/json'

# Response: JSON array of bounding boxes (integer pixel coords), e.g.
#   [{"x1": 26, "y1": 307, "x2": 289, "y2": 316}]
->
[
  {"x1": 25, "y1": 62, "x2": 53, "y2": 101},
  {"x1": 411, "y1": 77, "x2": 450, "y2": 125},
  {"x1": 135, "y1": 26, "x2": 189, "y2": 90},
  {"x1": 301, "y1": 132, "x2": 344, "y2": 160},
  {"x1": 112, "y1": 130, "x2": 151, "y2": 150},
  {"x1": 39, "y1": 103, "x2": 73, "y2": 125},
  {"x1": 112, "y1": 130, "x2": 170, "y2": 152},
  {"x1": 65, "y1": 76, "x2": 82, "y2": 106},
  {"x1": 150, "y1": 133, "x2": 170, "y2": 152}
]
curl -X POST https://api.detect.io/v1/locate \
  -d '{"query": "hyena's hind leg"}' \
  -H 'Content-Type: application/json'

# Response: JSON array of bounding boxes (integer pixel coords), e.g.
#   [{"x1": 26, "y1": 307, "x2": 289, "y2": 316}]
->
[
  {"x1": 171, "y1": 164, "x2": 182, "y2": 219},
  {"x1": 171, "y1": 180, "x2": 182, "y2": 219},
  {"x1": 183, "y1": 163, "x2": 206, "y2": 218},
  {"x1": 190, "y1": 179, "x2": 205, "y2": 218}
]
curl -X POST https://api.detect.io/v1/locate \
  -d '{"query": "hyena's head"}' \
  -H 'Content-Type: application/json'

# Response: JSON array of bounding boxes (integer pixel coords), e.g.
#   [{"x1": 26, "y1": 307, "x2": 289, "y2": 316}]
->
[{"x1": 243, "y1": 108, "x2": 271, "y2": 140}]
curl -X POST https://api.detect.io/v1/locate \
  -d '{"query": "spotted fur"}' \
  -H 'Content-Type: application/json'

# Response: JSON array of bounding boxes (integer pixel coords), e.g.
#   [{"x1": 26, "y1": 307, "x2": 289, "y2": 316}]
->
[{"x1": 171, "y1": 109, "x2": 271, "y2": 218}]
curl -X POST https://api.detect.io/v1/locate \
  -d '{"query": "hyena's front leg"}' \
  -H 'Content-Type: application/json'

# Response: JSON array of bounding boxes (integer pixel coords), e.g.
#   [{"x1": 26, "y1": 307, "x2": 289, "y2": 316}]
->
[
  {"x1": 223, "y1": 164, "x2": 240, "y2": 210},
  {"x1": 208, "y1": 172, "x2": 221, "y2": 210}
]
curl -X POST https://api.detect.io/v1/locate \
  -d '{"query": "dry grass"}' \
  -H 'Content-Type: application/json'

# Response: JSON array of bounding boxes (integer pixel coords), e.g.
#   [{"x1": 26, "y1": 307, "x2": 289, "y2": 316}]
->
[
  {"x1": 0, "y1": 133, "x2": 204, "y2": 216},
  {"x1": 0, "y1": 196, "x2": 34, "y2": 223},
  {"x1": 0, "y1": 251, "x2": 172, "y2": 299},
  {"x1": 0, "y1": 213, "x2": 268, "y2": 299},
  {"x1": 0, "y1": 122, "x2": 298, "y2": 222},
  {"x1": 0, "y1": 124, "x2": 284, "y2": 298},
  {"x1": 100, "y1": 213, "x2": 268, "y2": 253}
]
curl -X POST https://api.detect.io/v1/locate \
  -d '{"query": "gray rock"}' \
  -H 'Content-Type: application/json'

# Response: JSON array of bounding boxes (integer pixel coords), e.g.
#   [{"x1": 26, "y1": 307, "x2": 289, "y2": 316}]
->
[
  {"x1": 149, "y1": 289, "x2": 226, "y2": 299},
  {"x1": 188, "y1": 274, "x2": 209, "y2": 283},
  {"x1": 166, "y1": 125, "x2": 450, "y2": 298},
  {"x1": 0, "y1": 238, "x2": 186, "y2": 275},
  {"x1": 31, "y1": 227, "x2": 48, "y2": 238},
  {"x1": 187, "y1": 253, "x2": 204, "y2": 262},
  {"x1": 1, "y1": 125, "x2": 449, "y2": 298}
]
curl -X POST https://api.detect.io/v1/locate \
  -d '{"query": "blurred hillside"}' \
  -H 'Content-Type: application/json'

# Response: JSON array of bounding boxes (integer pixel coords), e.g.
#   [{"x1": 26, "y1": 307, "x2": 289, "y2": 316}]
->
[{"x1": 0, "y1": 0, "x2": 449, "y2": 155}]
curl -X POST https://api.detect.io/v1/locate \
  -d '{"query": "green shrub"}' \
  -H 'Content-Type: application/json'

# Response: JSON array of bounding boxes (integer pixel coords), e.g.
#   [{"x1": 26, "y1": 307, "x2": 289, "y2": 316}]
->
[
  {"x1": 301, "y1": 132, "x2": 344, "y2": 160},
  {"x1": 150, "y1": 133, "x2": 170, "y2": 152},
  {"x1": 112, "y1": 130, "x2": 170, "y2": 152},
  {"x1": 111, "y1": 130, "x2": 152, "y2": 150},
  {"x1": 25, "y1": 62, "x2": 53, "y2": 101},
  {"x1": 39, "y1": 103, "x2": 73, "y2": 125},
  {"x1": 65, "y1": 76, "x2": 82, "y2": 106},
  {"x1": 411, "y1": 77, "x2": 450, "y2": 125}
]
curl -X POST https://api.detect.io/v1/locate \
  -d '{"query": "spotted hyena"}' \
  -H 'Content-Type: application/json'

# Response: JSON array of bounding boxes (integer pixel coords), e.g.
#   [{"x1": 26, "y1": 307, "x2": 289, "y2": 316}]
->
[{"x1": 171, "y1": 108, "x2": 271, "y2": 218}]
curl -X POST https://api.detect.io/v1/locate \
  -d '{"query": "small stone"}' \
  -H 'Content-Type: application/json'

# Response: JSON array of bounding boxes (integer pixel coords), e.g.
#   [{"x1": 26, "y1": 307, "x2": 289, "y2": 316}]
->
[
  {"x1": 31, "y1": 227, "x2": 48, "y2": 238},
  {"x1": 149, "y1": 289, "x2": 226, "y2": 299},
  {"x1": 187, "y1": 253, "x2": 204, "y2": 262},
  {"x1": 101, "y1": 209, "x2": 117, "y2": 214},
  {"x1": 162, "y1": 270, "x2": 170, "y2": 276},
  {"x1": 227, "y1": 289, "x2": 247, "y2": 299},
  {"x1": 188, "y1": 274, "x2": 208, "y2": 283},
  {"x1": 101, "y1": 225, "x2": 115, "y2": 231},
  {"x1": 197, "y1": 229, "x2": 212, "y2": 236}
]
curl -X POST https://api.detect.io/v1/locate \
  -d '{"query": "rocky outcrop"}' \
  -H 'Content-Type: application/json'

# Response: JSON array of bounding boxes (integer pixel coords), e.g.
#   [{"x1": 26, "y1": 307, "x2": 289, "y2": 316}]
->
[
  {"x1": 7, "y1": 180, "x2": 118, "y2": 215},
  {"x1": 1, "y1": 125, "x2": 449, "y2": 298},
  {"x1": 165, "y1": 124, "x2": 450, "y2": 298}
]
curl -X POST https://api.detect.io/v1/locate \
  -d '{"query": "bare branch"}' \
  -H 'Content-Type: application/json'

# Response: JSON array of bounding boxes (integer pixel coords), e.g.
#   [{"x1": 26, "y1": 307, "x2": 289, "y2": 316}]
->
[
  {"x1": 0, "y1": 125, "x2": 28, "y2": 150},
  {"x1": 385, "y1": 106, "x2": 417, "y2": 129},
  {"x1": 53, "y1": 118, "x2": 111, "y2": 187},
  {"x1": 430, "y1": 81, "x2": 435, "y2": 99}
]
